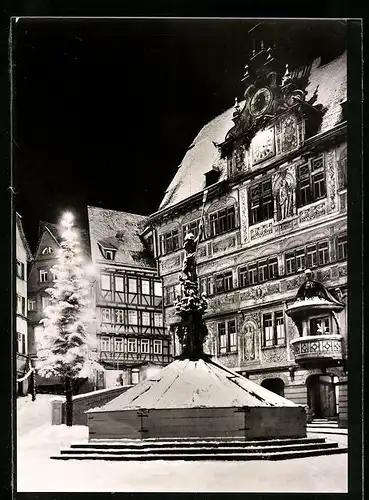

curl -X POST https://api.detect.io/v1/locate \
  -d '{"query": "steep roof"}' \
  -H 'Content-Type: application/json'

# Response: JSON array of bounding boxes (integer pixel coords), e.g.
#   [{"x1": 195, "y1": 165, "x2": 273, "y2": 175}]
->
[
  {"x1": 87, "y1": 206, "x2": 155, "y2": 269},
  {"x1": 37, "y1": 221, "x2": 91, "y2": 258},
  {"x1": 158, "y1": 51, "x2": 347, "y2": 211},
  {"x1": 90, "y1": 358, "x2": 298, "y2": 412},
  {"x1": 16, "y1": 213, "x2": 33, "y2": 261}
]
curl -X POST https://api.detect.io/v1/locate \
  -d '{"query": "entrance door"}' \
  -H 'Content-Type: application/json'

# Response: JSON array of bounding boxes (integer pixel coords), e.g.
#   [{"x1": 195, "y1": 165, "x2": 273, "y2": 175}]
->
[{"x1": 307, "y1": 374, "x2": 337, "y2": 418}]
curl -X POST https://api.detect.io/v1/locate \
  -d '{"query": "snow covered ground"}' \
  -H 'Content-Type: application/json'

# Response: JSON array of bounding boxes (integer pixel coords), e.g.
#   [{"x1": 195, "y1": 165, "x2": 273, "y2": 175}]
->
[{"x1": 16, "y1": 395, "x2": 347, "y2": 493}]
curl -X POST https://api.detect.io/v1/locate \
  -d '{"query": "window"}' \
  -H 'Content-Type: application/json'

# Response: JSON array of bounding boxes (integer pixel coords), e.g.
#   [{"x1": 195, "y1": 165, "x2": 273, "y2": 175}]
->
[
  {"x1": 41, "y1": 296, "x2": 50, "y2": 311},
  {"x1": 114, "y1": 338, "x2": 123, "y2": 352},
  {"x1": 200, "y1": 276, "x2": 214, "y2": 296},
  {"x1": 41, "y1": 246, "x2": 53, "y2": 255},
  {"x1": 131, "y1": 369, "x2": 139, "y2": 384},
  {"x1": 101, "y1": 308, "x2": 111, "y2": 323},
  {"x1": 307, "y1": 244, "x2": 318, "y2": 268},
  {"x1": 285, "y1": 252, "x2": 296, "y2": 275},
  {"x1": 28, "y1": 298, "x2": 36, "y2": 311},
  {"x1": 258, "y1": 260, "x2": 268, "y2": 283},
  {"x1": 263, "y1": 311, "x2": 285, "y2": 347},
  {"x1": 310, "y1": 316, "x2": 330, "y2": 336},
  {"x1": 154, "y1": 281, "x2": 162, "y2": 297},
  {"x1": 101, "y1": 337, "x2": 110, "y2": 351},
  {"x1": 115, "y1": 309, "x2": 124, "y2": 324},
  {"x1": 249, "y1": 179, "x2": 274, "y2": 225},
  {"x1": 239, "y1": 257, "x2": 279, "y2": 288},
  {"x1": 160, "y1": 229, "x2": 180, "y2": 254},
  {"x1": 17, "y1": 260, "x2": 25, "y2": 279},
  {"x1": 141, "y1": 339, "x2": 150, "y2": 353},
  {"x1": 215, "y1": 271, "x2": 233, "y2": 294},
  {"x1": 128, "y1": 338, "x2": 137, "y2": 353},
  {"x1": 182, "y1": 220, "x2": 200, "y2": 240},
  {"x1": 16, "y1": 294, "x2": 22, "y2": 314},
  {"x1": 128, "y1": 310, "x2": 138, "y2": 325},
  {"x1": 128, "y1": 278, "x2": 137, "y2": 294},
  {"x1": 115, "y1": 276, "x2": 124, "y2": 292},
  {"x1": 295, "y1": 248, "x2": 306, "y2": 272},
  {"x1": 336, "y1": 234, "x2": 347, "y2": 261},
  {"x1": 218, "y1": 320, "x2": 237, "y2": 354},
  {"x1": 153, "y1": 339, "x2": 162, "y2": 354},
  {"x1": 104, "y1": 250, "x2": 115, "y2": 261},
  {"x1": 296, "y1": 156, "x2": 326, "y2": 208},
  {"x1": 17, "y1": 332, "x2": 26, "y2": 354},
  {"x1": 209, "y1": 206, "x2": 236, "y2": 236},
  {"x1": 318, "y1": 242, "x2": 329, "y2": 265},
  {"x1": 141, "y1": 279, "x2": 150, "y2": 295},
  {"x1": 164, "y1": 286, "x2": 175, "y2": 305},
  {"x1": 101, "y1": 274, "x2": 111, "y2": 290},
  {"x1": 39, "y1": 269, "x2": 48, "y2": 282},
  {"x1": 141, "y1": 311, "x2": 150, "y2": 326},
  {"x1": 154, "y1": 312, "x2": 163, "y2": 327}
]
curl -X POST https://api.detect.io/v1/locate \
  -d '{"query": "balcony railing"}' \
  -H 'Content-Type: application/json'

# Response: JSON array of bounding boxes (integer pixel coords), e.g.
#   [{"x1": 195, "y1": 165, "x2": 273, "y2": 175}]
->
[{"x1": 290, "y1": 334, "x2": 343, "y2": 363}]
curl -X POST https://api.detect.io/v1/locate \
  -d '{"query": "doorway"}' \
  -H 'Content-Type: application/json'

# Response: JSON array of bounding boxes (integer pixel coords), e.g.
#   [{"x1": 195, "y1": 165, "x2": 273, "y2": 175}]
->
[
  {"x1": 261, "y1": 378, "x2": 285, "y2": 397},
  {"x1": 306, "y1": 374, "x2": 337, "y2": 418}
]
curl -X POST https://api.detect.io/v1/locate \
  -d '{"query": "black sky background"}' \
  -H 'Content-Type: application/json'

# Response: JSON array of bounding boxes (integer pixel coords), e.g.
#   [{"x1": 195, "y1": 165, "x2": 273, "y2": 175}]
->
[{"x1": 12, "y1": 18, "x2": 347, "y2": 252}]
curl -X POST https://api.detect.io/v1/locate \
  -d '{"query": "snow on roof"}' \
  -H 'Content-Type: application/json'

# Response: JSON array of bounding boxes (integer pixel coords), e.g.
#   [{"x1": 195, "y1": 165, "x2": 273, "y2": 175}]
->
[
  {"x1": 89, "y1": 358, "x2": 298, "y2": 412},
  {"x1": 16, "y1": 212, "x2": 33, "y2": 261},
  {"x1": 87, "y1": 206, "x2": 155, "y2": 269},
  {"x1": 158, "y1": 51, "x2": 347, "y2": 212},
  {"x1": 37, "y1": 221, "x2": 91, "y2": 258}
]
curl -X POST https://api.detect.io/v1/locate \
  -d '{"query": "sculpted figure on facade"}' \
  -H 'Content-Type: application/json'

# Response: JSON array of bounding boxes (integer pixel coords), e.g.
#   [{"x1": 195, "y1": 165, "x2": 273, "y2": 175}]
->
[
  {"x1": 243, "y1": 322, "x2": 256, "y2": 361},
  {"x1": 272, "y1": 168, "x2": 295, "y2": 221}
]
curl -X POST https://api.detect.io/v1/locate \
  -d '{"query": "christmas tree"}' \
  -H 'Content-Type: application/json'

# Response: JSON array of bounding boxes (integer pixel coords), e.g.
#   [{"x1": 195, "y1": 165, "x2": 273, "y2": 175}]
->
[{"x1": 37, "y1": 212, "x2": 94, "y2": 426}]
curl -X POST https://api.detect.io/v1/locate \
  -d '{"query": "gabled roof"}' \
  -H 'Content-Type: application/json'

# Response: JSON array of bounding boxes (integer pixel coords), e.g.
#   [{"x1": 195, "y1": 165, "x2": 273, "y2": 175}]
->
[
  {"x1": 158, "y1": 51, "x2": 347, "y2": 211},
  {"x1": 36, "y1": 220, "x2": 91, "y2": 259},
  {"x1": 87, "y1": 206, "x2": 155, "y2": 269},
  {"x1": 16, "y1": 213, "x2": 33, "y2": 261}
]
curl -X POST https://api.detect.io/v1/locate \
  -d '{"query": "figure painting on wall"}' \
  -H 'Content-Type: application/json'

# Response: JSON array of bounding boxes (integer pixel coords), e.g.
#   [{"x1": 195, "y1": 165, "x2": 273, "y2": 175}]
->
[{"x1": 243, "y1": 322, "x2": 255, "y2": 360}]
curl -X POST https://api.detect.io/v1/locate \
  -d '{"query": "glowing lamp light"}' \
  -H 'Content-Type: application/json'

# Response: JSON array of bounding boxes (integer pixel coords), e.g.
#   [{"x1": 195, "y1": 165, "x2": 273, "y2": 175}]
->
[{"x1": 61, "y1": 211, "x2": 74, "y2": 227}]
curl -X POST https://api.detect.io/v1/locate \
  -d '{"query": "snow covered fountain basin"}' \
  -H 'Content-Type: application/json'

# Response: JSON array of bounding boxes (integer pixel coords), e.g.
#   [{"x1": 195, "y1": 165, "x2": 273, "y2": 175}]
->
[{"x1": 86, "y1": 359, "x2": 306, "y2": 441}]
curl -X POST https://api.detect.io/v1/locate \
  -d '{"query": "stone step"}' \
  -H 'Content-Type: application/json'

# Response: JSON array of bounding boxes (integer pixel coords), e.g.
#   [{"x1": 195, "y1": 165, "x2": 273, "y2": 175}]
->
[
  {"x1": 81, "y1": 437, "x2": 326, "y2": 449},
  {"x1": 51, "y1": 446, "x2": 348, "y2": 461},
  {"x1": 61, "y1": 442, "x2": 337, "y2": 456}
]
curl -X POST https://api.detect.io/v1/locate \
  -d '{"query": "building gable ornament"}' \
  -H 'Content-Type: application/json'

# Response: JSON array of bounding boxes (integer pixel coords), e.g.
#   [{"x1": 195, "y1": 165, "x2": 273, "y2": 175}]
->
[
  {"x1": 326, "y1": 150, "x2": 337, "y2": 212},
  {"x1": 219, "y1": 43, "x2": 324, "y2": 160},
  {"x1": 299, "y1": 201, "x2": 327, "y2": 224}
]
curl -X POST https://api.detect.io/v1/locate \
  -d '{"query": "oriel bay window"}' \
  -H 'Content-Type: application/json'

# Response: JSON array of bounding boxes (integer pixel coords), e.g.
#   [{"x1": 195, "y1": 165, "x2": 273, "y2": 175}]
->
[
  {"x1": 238, "y1": 257, "x2": 279, "y2": 288},
  {"x1": 160, "y1": 228, "x2": 180, "y2": 254},
  {"x1": 215, "y1": 271, "x2": 233, "y2": 294},
  {"x1": 310, "y1": 316, "x2": 330, "y2": 335},
  {"x1": 262, "y1": 311, "x2": 285, "y2": 347},
  {"x1": 296, "y1": 156, "x2": 326, "y2": 207},
  {"x1": 218, "y1": 320, "x2": 237, "y2": 354},
  {"x1": 249, "y1": 179, "x2": 274, "y2": 225},
  {"x1": 209, "y1": 205, "x2": 236, "y2": 237}
]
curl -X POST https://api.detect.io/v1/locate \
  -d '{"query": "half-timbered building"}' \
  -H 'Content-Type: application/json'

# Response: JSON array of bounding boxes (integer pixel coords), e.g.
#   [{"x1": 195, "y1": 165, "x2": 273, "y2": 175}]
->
[{"x1": 87, "y1": 206, "x2": 171, "y2": 387}]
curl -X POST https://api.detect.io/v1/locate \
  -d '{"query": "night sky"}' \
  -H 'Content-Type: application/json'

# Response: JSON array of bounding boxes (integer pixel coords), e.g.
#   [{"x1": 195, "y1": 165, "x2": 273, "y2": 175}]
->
[{"x1": 12, "y1": 18, "x2": 347, "y2": 252}]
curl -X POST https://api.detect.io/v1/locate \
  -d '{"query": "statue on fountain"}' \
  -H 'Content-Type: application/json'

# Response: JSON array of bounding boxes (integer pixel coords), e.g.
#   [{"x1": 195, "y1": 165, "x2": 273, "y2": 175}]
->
[
  {"x1": 174, "y1": 195, "x2": 211, "y2": 360},
  {"x1": 296, "y1": 269, "x2": 342, "y2": 304}
]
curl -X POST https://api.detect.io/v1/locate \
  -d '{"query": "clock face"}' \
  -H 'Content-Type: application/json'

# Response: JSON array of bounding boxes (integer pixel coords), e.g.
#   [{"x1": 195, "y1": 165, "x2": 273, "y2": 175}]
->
[{"x1": 250, "y1": 87, "x2": 272, "y2": 117}]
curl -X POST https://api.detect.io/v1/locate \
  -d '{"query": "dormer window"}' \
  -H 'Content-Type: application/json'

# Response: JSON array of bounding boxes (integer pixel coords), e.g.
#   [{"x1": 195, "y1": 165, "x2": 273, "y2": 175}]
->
[
  {"x1": 205, "y1": 168, "x2": 221, "y2": 187},
  {"x1": 42, "y1": 246, "x2": 53, "y2": 255},
  {"x1": 97, "y1": 239, "x2": 118, "y2": 261}
]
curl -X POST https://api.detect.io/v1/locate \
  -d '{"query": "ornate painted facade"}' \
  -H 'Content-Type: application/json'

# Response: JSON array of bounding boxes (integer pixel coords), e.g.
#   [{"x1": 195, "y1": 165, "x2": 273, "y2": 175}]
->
[{"x1": 147, "y1": 27, "x2": 348, "y2": 427}]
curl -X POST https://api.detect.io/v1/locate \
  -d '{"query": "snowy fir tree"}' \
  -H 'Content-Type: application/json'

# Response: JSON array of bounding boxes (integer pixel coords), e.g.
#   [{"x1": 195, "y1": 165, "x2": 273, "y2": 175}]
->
[{"x1": 37, "y1": 212, "x2": 95, "y2": 426}]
